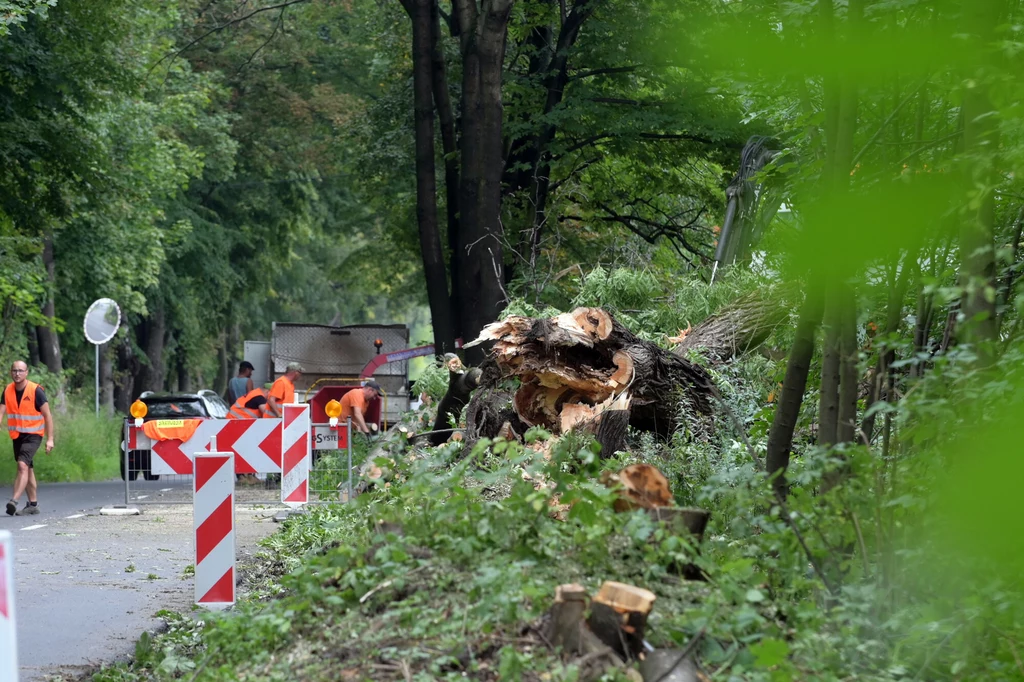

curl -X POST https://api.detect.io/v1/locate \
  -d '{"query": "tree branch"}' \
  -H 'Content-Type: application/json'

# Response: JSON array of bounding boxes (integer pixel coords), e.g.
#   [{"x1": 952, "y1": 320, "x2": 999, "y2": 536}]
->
[
  {"x1": 568, "y1": 65, "x2": 638, "y2": 81},
  {"x1": 149, "y1": 0, "x2": 311, "y2": 75}
]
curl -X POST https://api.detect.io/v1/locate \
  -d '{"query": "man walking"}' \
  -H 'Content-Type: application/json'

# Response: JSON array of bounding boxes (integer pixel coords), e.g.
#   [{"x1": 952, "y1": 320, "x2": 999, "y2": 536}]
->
[
  {"x1": 1, "y1": 361, "x2": 54, "y2": 516},
  {"x1": 227, "y1": 361, "x2": 255, "y2": 405},
  {"x1": 265, "y1": 362, "x2": 303, "y2": 418}
]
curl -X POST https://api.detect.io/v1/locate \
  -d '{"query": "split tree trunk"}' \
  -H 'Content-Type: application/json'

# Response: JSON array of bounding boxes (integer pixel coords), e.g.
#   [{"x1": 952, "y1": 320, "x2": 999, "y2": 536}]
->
[
  {"x1": 587, "y1": 581, "x2": 656, "y2": 660},
  {"x1": 429, "y1": 356, "x2": 483, "y2": 445}
]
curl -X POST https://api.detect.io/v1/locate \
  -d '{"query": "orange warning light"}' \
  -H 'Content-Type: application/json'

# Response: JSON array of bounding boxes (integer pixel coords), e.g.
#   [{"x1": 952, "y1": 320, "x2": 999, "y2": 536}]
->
[{"x1": 129, "y1": 400, "x2": 148, "y2": 419}]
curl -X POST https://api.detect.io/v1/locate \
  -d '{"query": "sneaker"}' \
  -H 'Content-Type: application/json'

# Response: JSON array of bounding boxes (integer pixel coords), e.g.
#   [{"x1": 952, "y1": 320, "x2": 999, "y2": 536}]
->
[
  {"x1": 15, "y1": 504, "x2": 39, "y2": 516},
  {"x1": 5, "y1": 500, "x2": 15, "y2": 516}
]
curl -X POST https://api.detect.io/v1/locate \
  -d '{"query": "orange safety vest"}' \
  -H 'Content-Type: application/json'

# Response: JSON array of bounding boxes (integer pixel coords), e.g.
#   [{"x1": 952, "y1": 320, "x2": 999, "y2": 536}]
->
[
  {"x1": 5, "y1": 381, "x2": 44, "y2": 439},
  {"x1": 228, "y1": 388, "x2": 268, "y2": 420}
]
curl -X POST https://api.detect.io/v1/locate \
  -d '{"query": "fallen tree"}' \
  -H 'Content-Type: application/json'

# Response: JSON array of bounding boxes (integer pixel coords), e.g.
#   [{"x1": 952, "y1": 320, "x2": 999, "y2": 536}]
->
[
  {"x1": 672, "y1": 287, "x2": 792, "y2": 362},
  {"x1": 465, "y1": 307, "x2": 717, "y2": 446}
]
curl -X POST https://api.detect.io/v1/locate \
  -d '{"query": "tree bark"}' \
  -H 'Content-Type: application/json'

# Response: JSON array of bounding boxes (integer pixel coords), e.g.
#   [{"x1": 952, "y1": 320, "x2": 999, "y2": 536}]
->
[
  {"x1": 403, "y1": 0, "x2": 457, "y2": 355},
  {"x1": 99, "y1": 342, "x2": 114, "y2": 414},
  {"x1": 957, "y1": 0, "x2": 1000, "y2": 355},
  {"x1": 836, "y1": 287, "x2": 859, "y2": 444},
  {"x1": 36, "y1": 233, "x2": 63, "y2": 375},
  {"x1": 114, "y1": 338, "x2": 136, "y2": 413},
  {"x1": 214, "y1": 331, "x2": 229, "y2": 396},
  {"x1": 25, "y1": 322, "x2": 39, "y2": 367},
  {"x1": 817, "y1": 286, "x2": 841, "y2": 447},
  {"x1": 137, "y1": 300, "x2": 167, "y2": 394},
  {"x1": 765, "y1": 291, "x2": 824, "y2": 500},
  {"x1": 431, "y1": 1, "x2": 462, "y2": 340},
  {"x1": 430, "y1": 363, "x2": 483, "y2": 445},
  {"x1": 453, "y1": 0, "x2": 514, "y2": 363}
]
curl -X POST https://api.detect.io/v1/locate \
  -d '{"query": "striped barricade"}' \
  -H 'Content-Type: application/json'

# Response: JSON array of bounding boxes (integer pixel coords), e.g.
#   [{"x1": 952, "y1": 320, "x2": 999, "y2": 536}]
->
[
  {"x1": 281, "y1": 404, "x2": 311, "y2": 507},
  {"x1": 0, "y1": 530, "x2": 17, "y2": 680},
  {"x1": 129, "y1": 418, "x2": 282, "y2": 475},
  {"x1": 194, "y1": 453, "x2": 235, "y2": 608}
]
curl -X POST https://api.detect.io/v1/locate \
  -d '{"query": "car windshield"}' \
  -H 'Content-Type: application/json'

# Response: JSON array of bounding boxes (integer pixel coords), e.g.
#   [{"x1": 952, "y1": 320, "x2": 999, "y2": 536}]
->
[{"x1": 144, "y1": 399, "x2": 207, "y2": 418}]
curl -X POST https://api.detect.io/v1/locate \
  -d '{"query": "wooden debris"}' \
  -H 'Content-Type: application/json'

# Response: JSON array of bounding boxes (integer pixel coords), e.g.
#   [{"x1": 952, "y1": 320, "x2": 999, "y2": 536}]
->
[
  {"x1": 602, "y1": 463, "x2": 676, "y2": 512},
  {"x1": 587, "y1": 581, "x2": 657, "y2": 660}
]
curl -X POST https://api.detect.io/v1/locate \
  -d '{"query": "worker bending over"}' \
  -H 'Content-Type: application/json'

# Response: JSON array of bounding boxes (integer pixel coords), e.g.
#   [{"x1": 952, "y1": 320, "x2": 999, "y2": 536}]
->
[{"x1": 340, "y1": 381, "x2": 383, "y2": 435}]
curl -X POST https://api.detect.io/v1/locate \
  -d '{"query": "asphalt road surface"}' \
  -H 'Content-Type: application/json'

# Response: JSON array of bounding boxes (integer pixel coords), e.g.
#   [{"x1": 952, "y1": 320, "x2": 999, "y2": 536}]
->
[{"x1": 2, "y1": 479, "x2": 282, "y2": 681}]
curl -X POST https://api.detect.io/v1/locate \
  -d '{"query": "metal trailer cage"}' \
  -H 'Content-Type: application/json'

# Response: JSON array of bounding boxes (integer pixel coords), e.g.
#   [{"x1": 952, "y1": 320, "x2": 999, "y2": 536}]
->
[
  {"x1": 269, "y1": 322, "x2": 411, "y2": 424},
  {"x1": 122, "y1": 418, "x2": 357, "y2": 506}
]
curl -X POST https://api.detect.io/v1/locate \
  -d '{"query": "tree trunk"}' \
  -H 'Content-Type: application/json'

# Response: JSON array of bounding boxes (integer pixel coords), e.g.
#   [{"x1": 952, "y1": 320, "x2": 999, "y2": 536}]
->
[
  {"x1": 114, "y1": 338, "x2": 136, "y2": 413},
  {"x1": 25, "y1": 322, "x2": 39, "y2": 366},
  {"x1": 431, "y1": 1, "x2": 461, "y2": 340},
  {"x1": 862, "y1": 259, "x2": 911, "y2": 441},
  {"x1": 99, "y1": 342, "x2": 115, "y2": 414},
  {"x1": 836, "y1": 287, "x2": 859, "y2": 444},
  {"x1": 765, "y1": 292, "x2": 824, "y2": 500},
  {"x1": 453, "y1": 0, "x2": 514, "y2": 362},
  {"x1": 430, "y1": 358, "x2": 483, "y2": 445},
  {"x1": 817, "y1": 287, "x2": 841, "y2": 447},
  {"x1": 178, "y1": 353, "x2": 192, "y2": 393},
  {"x1": 215, "y1": 331, "x2": 229, "y2": 396},
  {"x1": 138, "y1": 301, "x2": 166, "y2": 394},
  {"x1": 402, "y1": 0, "x2": 457, "y2": 355},
  {"x1": 36, "y1": 233, "x2": 63, "y2": 375},
  {"x1": 957, "y1": 0, "x2": 1000, "y2": 355},
  {"x1": 673, "y1": 287, "x2": 791, "y2": 362}
]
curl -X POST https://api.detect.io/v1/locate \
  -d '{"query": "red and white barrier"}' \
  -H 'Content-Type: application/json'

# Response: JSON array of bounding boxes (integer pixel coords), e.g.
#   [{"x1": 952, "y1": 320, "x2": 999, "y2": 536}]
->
[
  {"x1": 194, "y1": 453, "x2": 235, "y2": 608},
  {"x1": 130, "y1": 419, "x2": 282, "y2": 475},
  {"x1": 281, "y1": 404, "x2": 311, "y2": 507},
  {"x1": 0, "y1": 530, "x2": 17, "y2": 680}
]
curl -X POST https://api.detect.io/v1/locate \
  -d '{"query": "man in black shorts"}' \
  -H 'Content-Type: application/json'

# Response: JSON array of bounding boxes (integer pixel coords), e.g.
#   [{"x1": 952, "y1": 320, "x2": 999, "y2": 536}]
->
[{"x1": 1, "y1": 361, "x2": 55, "y2": 516}]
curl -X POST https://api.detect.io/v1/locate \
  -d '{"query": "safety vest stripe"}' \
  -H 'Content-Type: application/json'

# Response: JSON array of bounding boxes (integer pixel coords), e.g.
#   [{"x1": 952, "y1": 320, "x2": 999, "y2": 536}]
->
[
  {"x1": 8, "y1": 425, "x2": 43, "y2": 433},
  {"x1": 8, "y1": 416, "x2": 43, "y2": 423}
]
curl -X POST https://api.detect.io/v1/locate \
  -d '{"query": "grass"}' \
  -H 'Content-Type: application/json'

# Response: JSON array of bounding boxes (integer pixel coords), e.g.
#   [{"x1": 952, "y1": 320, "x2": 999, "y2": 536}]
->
[{"x1": 0, "y1": 401, "x2": 122, "y2": 484}]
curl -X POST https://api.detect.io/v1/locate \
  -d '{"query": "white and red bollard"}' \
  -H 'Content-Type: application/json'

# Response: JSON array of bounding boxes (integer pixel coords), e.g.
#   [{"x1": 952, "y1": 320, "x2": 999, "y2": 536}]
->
[
  {"x1": 281, "y1": 404, "x2": 311, "y2": 507},
  {"x1": 193, "y1": 452, "x2": 235, "y2": 609},
  {"x1": 0, "y1": 530, "x2": 17, "y2": 680}
]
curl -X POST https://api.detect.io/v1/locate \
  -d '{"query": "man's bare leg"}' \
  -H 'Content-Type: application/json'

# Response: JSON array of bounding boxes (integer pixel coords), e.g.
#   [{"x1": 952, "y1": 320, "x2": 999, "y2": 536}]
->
[
  {"x1": 12, "y1": 461, "x2": 29, "y2": 501},
  {"x1": 26, "y1": 467, "x2": 37, "y2": 503}
]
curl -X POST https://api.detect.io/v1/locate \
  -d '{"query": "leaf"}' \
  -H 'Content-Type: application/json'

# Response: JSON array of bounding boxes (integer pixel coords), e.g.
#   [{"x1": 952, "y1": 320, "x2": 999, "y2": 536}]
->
[
  {"x1": 749, "y1": 637, "x2": 790, "y2": 668},
  {"x1": 745, "y1": 588, "x2": 766, "y2": 603}
]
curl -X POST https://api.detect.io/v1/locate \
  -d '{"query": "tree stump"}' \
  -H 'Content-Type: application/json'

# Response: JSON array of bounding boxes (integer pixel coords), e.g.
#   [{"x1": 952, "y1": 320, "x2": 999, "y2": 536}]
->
[
  {"x1": 586, "y1": 581, "x2": 657, "y2": 660},
  {"x1": 429, "y1": 354, "x2": 482, "y2": 445}
]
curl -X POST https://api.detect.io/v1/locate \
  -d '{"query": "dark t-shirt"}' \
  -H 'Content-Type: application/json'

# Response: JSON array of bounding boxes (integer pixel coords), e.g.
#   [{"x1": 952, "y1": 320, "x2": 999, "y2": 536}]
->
[
  {"x1": 244, "y1": 395, "x2": 268, "y2": 410},
  {"x1": 1, "y1": 384, "x2": 47, "y2": 411}
]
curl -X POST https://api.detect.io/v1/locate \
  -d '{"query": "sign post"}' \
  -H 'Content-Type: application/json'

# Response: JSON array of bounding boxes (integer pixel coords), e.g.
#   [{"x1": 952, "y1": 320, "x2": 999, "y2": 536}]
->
[
  {"x1": 0, "y1": 530, "x2": 18, "y2": 681},
  {"x1": 194, "y1": 453, "x2": 235, "y2": 609},
  {"x1": 83, "y1": 298, "x2": 121, "y2": 415}
]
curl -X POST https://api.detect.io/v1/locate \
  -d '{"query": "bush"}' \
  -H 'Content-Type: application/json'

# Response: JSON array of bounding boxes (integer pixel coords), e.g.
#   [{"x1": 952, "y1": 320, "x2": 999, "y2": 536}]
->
[{"x1": 0, "y1": 400, "x2": 122, "y2": 484}]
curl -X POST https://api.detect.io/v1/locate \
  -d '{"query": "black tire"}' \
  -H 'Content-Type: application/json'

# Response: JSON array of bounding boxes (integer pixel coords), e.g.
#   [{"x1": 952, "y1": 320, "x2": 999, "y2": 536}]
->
[
  {"x1": 143, "y1": 470, "x2": 160, "y2": 481},
  {"x1": 120, "y1": 452, "x2": 138, "y2": 482}
]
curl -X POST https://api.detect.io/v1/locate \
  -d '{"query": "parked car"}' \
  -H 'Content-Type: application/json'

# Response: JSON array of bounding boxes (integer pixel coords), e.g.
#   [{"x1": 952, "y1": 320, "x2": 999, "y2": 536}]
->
[{"x1": 120, "y1": 390, "x2": 231, "y2": 481}]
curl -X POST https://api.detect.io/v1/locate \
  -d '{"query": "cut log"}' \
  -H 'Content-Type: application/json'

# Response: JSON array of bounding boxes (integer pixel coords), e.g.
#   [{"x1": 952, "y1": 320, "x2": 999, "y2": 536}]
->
[
  {"x1": 573, "y1": 307, "x2": 614, "y2": 341},
  {"x1": 587, "y1": 581, "x2": 657, "y2": 660},
  {"x1": 602, "y1": 463, "x2": 676, "y2": 512}
]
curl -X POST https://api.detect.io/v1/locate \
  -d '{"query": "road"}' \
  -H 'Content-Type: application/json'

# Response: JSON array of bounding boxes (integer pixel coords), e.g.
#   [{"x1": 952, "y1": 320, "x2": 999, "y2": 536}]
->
[{"x1": 2, "y1": 479, "x2": 282, "y2": 681}]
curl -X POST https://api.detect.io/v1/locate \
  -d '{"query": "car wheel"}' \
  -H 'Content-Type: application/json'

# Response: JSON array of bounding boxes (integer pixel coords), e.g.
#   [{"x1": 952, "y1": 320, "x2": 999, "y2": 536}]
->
[{"x1": 143, "y1": 471, "x2": 160, "y2": 481}]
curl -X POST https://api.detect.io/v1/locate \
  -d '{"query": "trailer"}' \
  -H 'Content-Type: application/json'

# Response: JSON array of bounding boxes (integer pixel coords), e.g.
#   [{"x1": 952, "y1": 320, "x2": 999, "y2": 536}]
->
[{"x1": 246, "y1": 322, "x2": 413, "y2": 427}]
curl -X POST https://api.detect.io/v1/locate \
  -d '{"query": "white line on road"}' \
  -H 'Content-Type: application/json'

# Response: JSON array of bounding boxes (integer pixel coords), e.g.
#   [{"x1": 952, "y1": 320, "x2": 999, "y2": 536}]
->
[
  {"x1": 21, "y1": 524, "x2": 47, "y2": 531},
  {"x1": 136, "y1": 495, "x2": 149, "y2": 500},
  {"x1": 66, "y1": 513, "x2": 85, "y2": 519},
  {"x1": 160, "y1": 488, "x2": 172, "y2": 492}
]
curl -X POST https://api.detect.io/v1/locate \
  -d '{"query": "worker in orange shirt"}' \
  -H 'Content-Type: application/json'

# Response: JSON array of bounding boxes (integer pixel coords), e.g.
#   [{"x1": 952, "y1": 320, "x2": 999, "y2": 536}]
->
[
  {"x1": 265, "y1": 362, "x2": 303, "y2": 418},
  {"x1": 340, "y1": 380, "x2": 383, "y2": 435}
]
